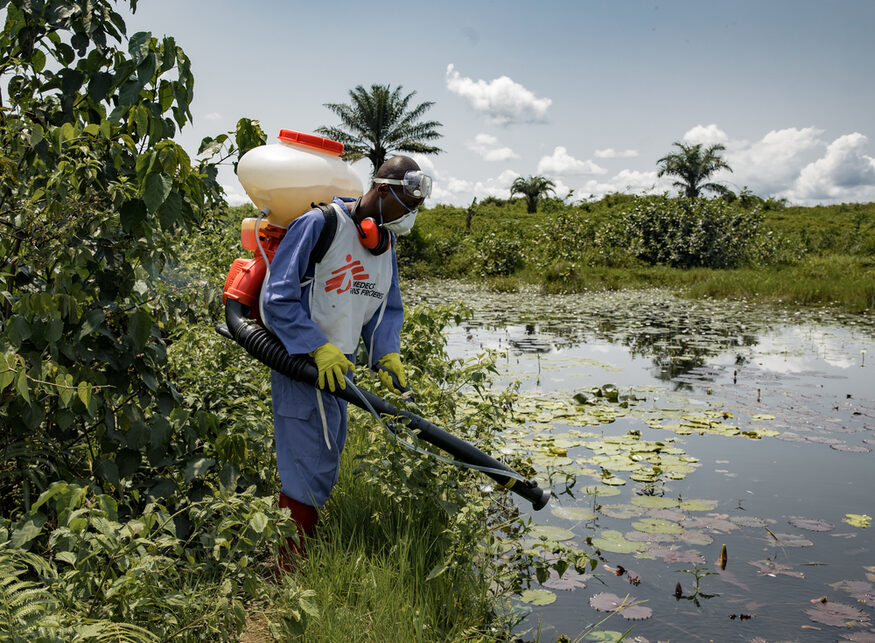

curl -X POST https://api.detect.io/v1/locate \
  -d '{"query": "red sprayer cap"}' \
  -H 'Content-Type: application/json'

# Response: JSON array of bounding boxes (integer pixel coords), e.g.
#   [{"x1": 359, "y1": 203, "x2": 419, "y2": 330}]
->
[{"x1": 277, "y1": 129, "x2": 344, "y2": 156}]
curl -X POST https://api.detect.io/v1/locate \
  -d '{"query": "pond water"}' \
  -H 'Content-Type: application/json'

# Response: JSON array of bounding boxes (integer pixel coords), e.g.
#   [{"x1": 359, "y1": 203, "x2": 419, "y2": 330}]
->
[{"x1": 406, "y1": 283, "x2": 875, "y2": 643}]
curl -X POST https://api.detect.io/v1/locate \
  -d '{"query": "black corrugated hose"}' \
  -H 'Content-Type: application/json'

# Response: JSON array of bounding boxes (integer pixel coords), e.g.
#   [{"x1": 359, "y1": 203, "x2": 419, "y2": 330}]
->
[{"x1": 216, "y1": 299, "x2": 550, "y2": 510}]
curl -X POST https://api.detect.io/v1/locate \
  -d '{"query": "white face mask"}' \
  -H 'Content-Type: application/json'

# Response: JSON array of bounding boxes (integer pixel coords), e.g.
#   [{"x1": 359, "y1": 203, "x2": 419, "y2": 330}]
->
[
  {"x1": 379, "y1": 187, "x2": 418, "y2": 236},
  {"x1": 381, "y1": 210, "x2": 417, "y2": 235}
]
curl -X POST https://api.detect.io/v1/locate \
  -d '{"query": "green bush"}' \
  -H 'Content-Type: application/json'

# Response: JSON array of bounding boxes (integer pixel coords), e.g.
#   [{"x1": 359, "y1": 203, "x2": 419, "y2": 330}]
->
[
  {"x1": 475, "y1": 230, "x2": 524, "y2": 276},
  {"x1": 596, "y1": 195, "x2": 764, "y2": 268}
]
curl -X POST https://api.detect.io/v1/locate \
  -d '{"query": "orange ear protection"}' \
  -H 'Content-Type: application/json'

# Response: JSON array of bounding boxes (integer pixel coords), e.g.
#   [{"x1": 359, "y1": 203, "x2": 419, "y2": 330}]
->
[{"x1": 357, "y1": 218, "x2": 391, "y2": 255}]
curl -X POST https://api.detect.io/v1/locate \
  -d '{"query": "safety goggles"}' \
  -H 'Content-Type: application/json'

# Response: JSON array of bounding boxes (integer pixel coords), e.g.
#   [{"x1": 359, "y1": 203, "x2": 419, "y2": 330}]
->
[{"x1": 373, "y1": 170, "x2": 433, "y2": 200}]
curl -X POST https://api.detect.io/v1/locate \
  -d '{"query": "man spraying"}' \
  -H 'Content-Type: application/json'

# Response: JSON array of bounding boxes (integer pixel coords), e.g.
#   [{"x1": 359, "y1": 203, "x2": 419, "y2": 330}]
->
[{"x1": 261, "y1": 155, "x2": 431, "y2": 563}]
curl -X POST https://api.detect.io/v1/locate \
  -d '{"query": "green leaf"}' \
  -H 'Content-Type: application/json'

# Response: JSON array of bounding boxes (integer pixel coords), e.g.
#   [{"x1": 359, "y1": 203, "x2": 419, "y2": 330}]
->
[
  {"x1": 128, "y1": 308, "x2": 152, "y2": 350},
  {"x1": 198, "y1": 134, "x2": 226, "y2": 156},
  {"x1": 148, "y1": 479, "x2": 176, "y2": 499},
  {"x1": 120, "y1": 199, "x2": 147, "y2": 232},
  {"x1": 133, "y1": 104, "x2": 149, "y2": 138},
  {"x1": 7, "y1": 315, "x2": 32, "y2": 345},
  {"x1": 426, "y1": 563, "x2": 448, "y2": 581},
  {"x1": 77, "y1": 381, "x2": 91, "y2": 407},
  {"x1": 31, "y1": 49, "x2": 46, "y2": 72},
  {"x1": 10, "y1": 513, "x2": 47, "y2": 549},
  {"x1": 125, "y1": 421, "x2": 150, "y2": 450},
  {"x1": 119, "y1": 78, "x2": 145, "y2": 106},
  {"x1": 44, "y1": 317, "x2": 63, "y2": 343},
  {"x1": 78, "y1": 309, "x2": 105, "y2": 338},
  {"x1": 143, "y1": 172, "x2": 172, "y2": 213},
  {"x1": 95, "y1": 459, "x2": 120, "y2": 486},
  {"x1": 185, "y1": 457, "x2": 215, "y2": 482},
  {"x1": 116, "y1": 449, "x2": 141, "y2": 479},
  {"x1": 128, "y1": 31, "x2": 152, "y2": 65},
  {"x1": 519, "y1": 589, "x2": 556, "y2": 605},
  {"x1": 55, "y1": 551, "x2": 77, "y2": 565},
  {"x1": 57, "y1": 374, "x2": 74, "y2": 406},
  {"x1": 87, "y1": 71, "x2": 114, "y2": 102},
  {"x1": 250, "y1": 512, "x2": 268, "y2": 534},
  {"x1": 0, "y1": 362, "x2": 14, "y2": 393},
  {"x1": 15, "y1": 370, "x2": 30, "y2": 402}
]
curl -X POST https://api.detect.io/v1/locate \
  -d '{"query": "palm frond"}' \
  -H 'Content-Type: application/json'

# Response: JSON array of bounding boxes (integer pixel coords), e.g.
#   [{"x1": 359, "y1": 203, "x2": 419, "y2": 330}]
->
[{"x1": 317, "y1": 84, "x2": 443, "y2": 174}]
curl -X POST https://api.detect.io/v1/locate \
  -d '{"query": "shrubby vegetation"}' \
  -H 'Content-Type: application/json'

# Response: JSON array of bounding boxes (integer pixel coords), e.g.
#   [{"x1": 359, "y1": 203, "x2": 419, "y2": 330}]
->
[{"x1": 399, "y1": 194, "x2": 875, "y2": 312}]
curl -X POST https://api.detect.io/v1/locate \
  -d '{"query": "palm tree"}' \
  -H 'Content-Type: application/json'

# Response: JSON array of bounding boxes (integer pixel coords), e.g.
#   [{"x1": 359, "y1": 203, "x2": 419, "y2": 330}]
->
[
  {"x1": 657, "y1": 142, "x2": 733, "y2": 198},
  {"x1": 316, "y1": 84, "x2": 442, "y2": 176},
  {"x1": 510, "y1": 175, "x2": 556, "y2": 213}
]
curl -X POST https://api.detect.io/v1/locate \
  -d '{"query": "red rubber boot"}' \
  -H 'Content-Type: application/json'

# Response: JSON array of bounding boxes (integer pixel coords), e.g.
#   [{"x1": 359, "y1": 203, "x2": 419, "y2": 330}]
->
[{"x1": 277, "y1": 492, "x2": 318, "y2": 573}]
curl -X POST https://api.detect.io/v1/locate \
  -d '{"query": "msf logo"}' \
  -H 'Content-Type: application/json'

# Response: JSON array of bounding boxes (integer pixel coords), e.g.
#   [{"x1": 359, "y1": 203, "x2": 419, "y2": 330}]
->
[{"x1": 324, "y1": 255, "x2": 369, "y2": 294}]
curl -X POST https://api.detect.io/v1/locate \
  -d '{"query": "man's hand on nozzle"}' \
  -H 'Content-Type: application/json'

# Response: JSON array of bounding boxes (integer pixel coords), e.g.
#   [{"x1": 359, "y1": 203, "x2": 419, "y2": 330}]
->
[
  {"x1": 377, "y1": 352, "x2": 407, "y2": 394},
  {"x1": 309, "y1": 343, "x2": 354, "y2": 392}
]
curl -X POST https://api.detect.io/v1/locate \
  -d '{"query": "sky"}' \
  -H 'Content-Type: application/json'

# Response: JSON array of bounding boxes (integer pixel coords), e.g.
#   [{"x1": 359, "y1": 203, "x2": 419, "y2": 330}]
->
[{"x1": 124, "y1": 0, "x2": 875, "y2": 207}]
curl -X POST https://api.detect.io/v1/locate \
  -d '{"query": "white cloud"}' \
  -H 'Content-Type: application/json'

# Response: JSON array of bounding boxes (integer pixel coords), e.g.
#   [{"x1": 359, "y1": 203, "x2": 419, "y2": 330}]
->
[
  {"x1": 726, "y1": 127, "x2": 824, "y2": 195},
  {"x1": 222, "y1": 182, "x2": 251, "y2": 206},
  {"x1": 672, "y1": 125, "x2": 875, "y2": 203},
  {"x1": 427, "y1": 168, "x2": 520, "y2": 205},
  {"x1": 537, "y1": 146, "x2": 607, "y2": 176},
  {"x1": 788, "y1": 133, "x2": 875, "y2": 203},
  {"x1": 594, "y1": 148, "x2": 639, "y2": 159},
  {"x1": 445, "y1": 64, "x2": 551, "y2": 126},
  {"x1": 467, "y1": 133, "x2": 519, "y2": 162},
  {"x1": 682, "y1": 124, "x2": 729, "y2": 145}
]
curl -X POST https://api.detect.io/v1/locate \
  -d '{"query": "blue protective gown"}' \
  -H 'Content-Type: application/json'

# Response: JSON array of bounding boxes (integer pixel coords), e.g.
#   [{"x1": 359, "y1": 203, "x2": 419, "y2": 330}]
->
[{"x1": 262, "y1": 197, "x2": 403, "y2": 506}]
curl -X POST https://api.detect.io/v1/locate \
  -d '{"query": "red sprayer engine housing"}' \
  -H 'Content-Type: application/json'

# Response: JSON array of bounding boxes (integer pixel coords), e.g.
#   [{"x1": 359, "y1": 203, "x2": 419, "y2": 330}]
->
[{"x1": 222, "y1": 222, "x2": 287, "y2": 324}]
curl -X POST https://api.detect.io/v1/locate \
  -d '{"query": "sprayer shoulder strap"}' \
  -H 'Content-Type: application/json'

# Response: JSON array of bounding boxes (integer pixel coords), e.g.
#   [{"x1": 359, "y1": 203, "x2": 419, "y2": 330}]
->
[{"x1": 307, "y1": 203, "x2": 338, "y2": 274}]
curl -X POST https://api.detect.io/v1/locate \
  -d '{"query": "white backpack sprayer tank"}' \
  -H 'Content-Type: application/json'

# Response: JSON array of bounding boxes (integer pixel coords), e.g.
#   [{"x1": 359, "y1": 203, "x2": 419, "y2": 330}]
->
[{"x1": 222, "y1": 130, "x2": 363, "y2": 321}]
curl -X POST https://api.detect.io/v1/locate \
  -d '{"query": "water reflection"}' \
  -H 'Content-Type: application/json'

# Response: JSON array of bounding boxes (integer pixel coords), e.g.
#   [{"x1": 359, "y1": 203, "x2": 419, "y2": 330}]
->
[
  {"x1": 403, "y1": 282, "x2": 875, "y2": 642},
  {"x1": 408, "y1": 283, "x2": 873, "y2": 387}
]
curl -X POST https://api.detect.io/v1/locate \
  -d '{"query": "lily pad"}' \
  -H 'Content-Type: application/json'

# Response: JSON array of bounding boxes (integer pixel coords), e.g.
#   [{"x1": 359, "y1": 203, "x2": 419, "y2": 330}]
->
[
  {"x1": 592, "y1": 530, "x2": 645, "y2": 554},
  {"x1": 844, "y1": 514, "x2": 872, "y2": 528},
  {"x1": 766, "y1": 532, "x2": 814, "y2": 547},
  {"x1": 789, "y1": 517, "x2": 835, "y2": 532},
  {"x1": 588, "y1": 592, "x2": 652, "y2": 620},
  {"x1": 830, "y1": 580, "x2": 875, "y2": 607},
  {"x1": 624, "y1": 530, "x2": 678, "y2": 544},
  {"x1": 551, "y1": 506, "x2": 597, "y2": 522},
  {"x1": 632, "y1": 518, "x2": 684, "y2": 535},
  {"x1": 543, "y1": 568, "x2": 591, "y2": 591},
  {"x1": 804, "y1": 601, "x2": 870, "y2": 627},
  {"x1": 679, "y1": 530, "x2": 714, "y2": 546},
  {"x1": 530, "y1": 525, "x2": 576, "y2": 542},
  {"x1": 679, "y1": 499, "x2": 718, "y2": 512},
  {"x1": 729, "y1": 515, "x2": 768, "y2": 528},
  {"x1": 582, "y1": 485, "x2": 622, "y2": 497},
  {"x1": 519, "y1": 589, "x2": 557, "y2": 605},
  {"x1": 631, "y1": 496, "x2": 679, "y2": 509},
  {"x1": 831, "y1": 444, "x2": 871, "y2": 453},
  {"x1": 598, "y1": 504, "x2": 644, "y2": 519},
  {"x1": 646, "y1": 508, "x2": 686, "y2": 521}
]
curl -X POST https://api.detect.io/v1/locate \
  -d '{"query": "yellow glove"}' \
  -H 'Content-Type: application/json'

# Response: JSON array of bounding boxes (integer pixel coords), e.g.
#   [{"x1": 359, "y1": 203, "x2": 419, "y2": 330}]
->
[
  {"x1": 377, "y1": 352, "x2": 407, "y2": 393},
  {"x1": 309, "y1": 343, "x2": 354, "y2": 392}
]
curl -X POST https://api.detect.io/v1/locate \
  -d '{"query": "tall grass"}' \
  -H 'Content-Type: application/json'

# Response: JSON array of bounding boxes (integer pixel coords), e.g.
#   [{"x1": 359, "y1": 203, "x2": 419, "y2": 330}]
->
[{"x1": 262, "y1": 416, "x2": 503, "y2": 642}]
